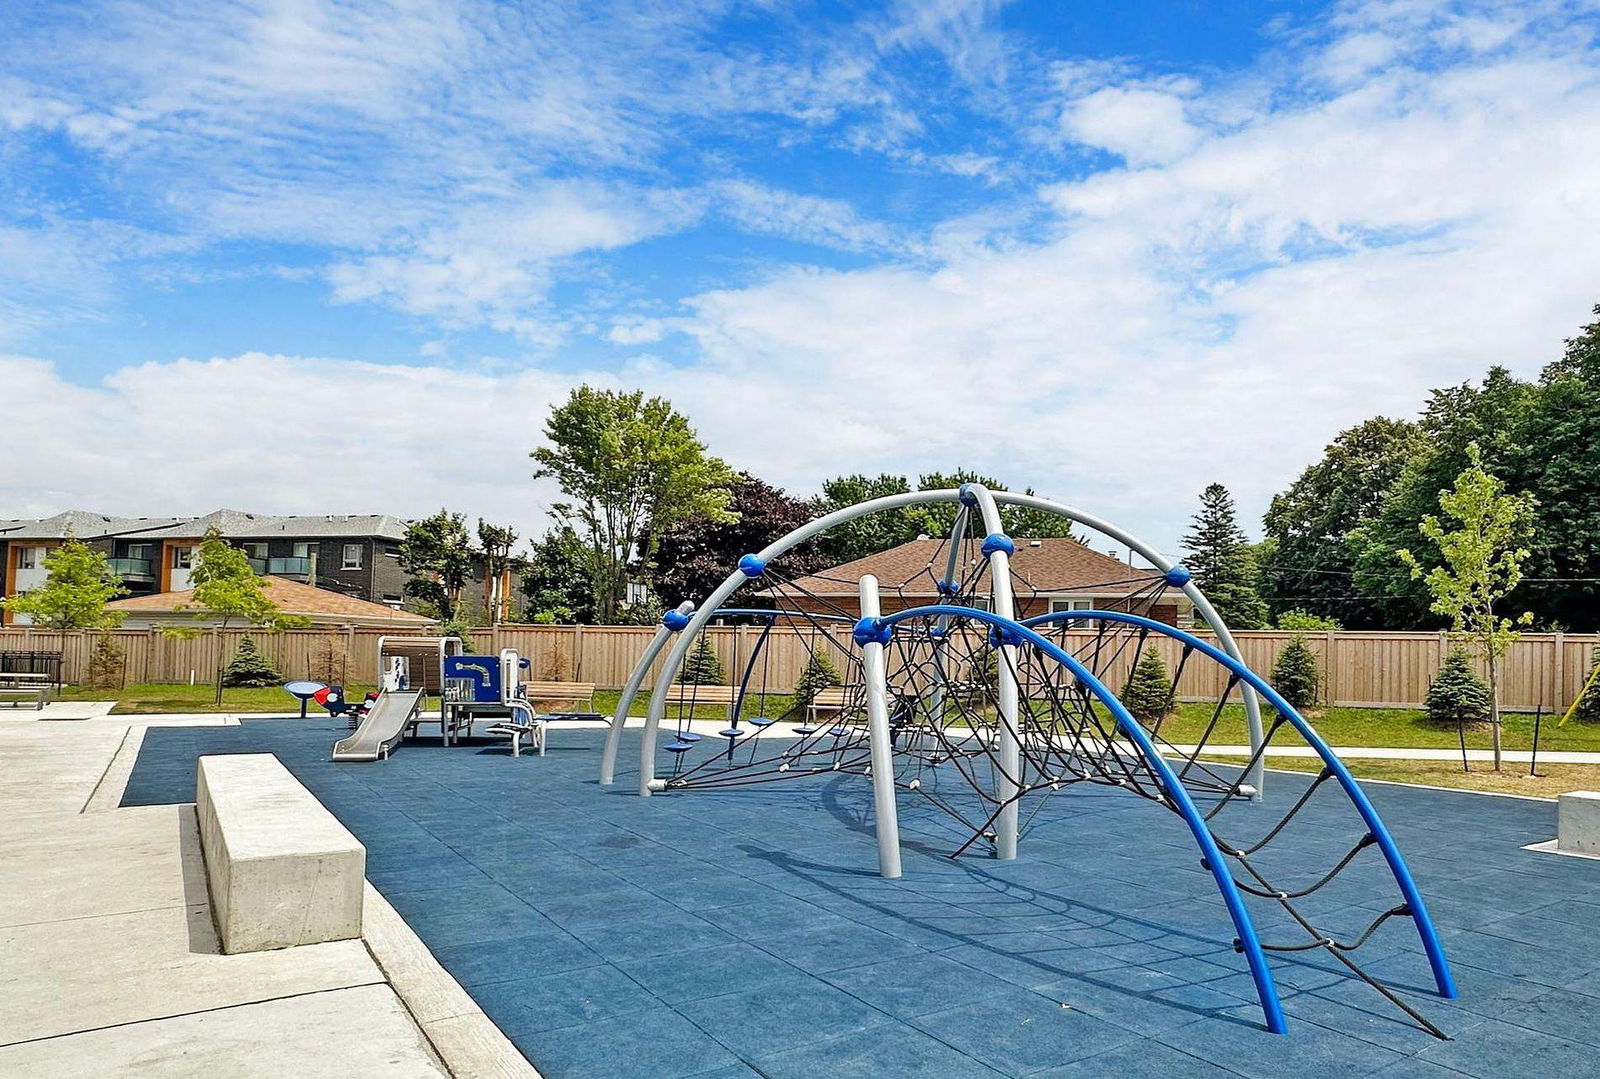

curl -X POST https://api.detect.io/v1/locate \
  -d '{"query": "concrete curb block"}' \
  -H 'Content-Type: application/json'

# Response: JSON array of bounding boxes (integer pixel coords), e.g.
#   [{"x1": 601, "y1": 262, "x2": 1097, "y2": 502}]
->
[{"x1": 362, "y1": 883, "x2": 542, "y2": 1079}]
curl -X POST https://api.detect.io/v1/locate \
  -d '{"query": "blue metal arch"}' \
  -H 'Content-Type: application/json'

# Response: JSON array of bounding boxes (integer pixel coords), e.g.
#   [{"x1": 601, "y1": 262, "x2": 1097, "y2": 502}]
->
[
  {"x1": 862, "y1": 604, "x2": 1289, "y2": 1034},
  {"x1": 1017, "y1": 609, "x2": 1457, "y2": 1003}
]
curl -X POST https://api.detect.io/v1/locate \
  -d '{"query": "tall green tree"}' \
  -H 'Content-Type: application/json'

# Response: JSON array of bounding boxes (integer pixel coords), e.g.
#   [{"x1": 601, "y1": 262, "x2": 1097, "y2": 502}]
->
[
  {"x1": 522, "y1": 525, "x2": 599, "y2": 624},
  {"x1": 1398, "y1": 443, "x2": 1536, "y2": 770},
  {"x1": 653, "y1": 473, "x2": 826, "y2": 607},
  {"x1": 1259, "y1": 417, "x2": 1423, "y2": 626},
  {"x1": 1182, "y1": 484, "x2": 1270, "y2": 629},
  {"x1": 0, "y1": 533, "x2": 126, "y2": 629},
  {"x1": 1350, "y1": 367, "x2": 1537, "y2": 627},
  {"x1": 1506, "y1": 306, "x2": 1600, "y2": 628},
  {"x1": 909, "y1": 471, "x2": 1085, "y2": 542},
  {"x1": 532, "y1": 387, "x2": 736, "y2": 622},
  {"x1": 476, "y1": 520, "x2": 518, "y2": 624},
  {"x1": 182, "y1": 528, "x2": 302, "y2": 704},
  {"x1": 400, "y1": 510, "x2": 477, "y2": 621},
  {"x1": 811, "y1": 470, "x2": 1085, "y2": 565},
  {"x1": 812, "y1": 473, "x2": 916, "y2": 564}
]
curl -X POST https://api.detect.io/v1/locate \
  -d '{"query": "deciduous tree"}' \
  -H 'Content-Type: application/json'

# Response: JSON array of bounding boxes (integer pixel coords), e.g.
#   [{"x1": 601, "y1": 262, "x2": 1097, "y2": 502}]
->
[
  {"x1": 1398, "y1": 444, "x2": 1536, "y2": 770},
  {"x1": 400, "y1": 510, "x2": 477, "y2": 621},
  {"x1": 653, "y1": 473, "x2": 825, "y2": 607},
  {"x1": 0, "y1": 533, "x2": 125, "y2": 629},
  {"x1": 477, "y1": 520, "x2": 518, "y2": 624},
  {"x1": 182, "y1": 528, "x2": 303, "y2": 704},
  {"x1": 532, "y1": 387, "x2": 736, "y2": 622},
  {"x1": 1259, "y1": 418, "x2": 1423, "y2": 627}
]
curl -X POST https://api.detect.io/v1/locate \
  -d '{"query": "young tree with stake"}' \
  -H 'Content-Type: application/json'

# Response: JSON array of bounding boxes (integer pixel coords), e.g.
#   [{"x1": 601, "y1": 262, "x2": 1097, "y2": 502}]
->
[
  {"x1": 178, "y1": 529, "x2": 304, "y2": 704},
  {"x1": 1398, "y1": 443, "x2": 1536, "y2": 771}
]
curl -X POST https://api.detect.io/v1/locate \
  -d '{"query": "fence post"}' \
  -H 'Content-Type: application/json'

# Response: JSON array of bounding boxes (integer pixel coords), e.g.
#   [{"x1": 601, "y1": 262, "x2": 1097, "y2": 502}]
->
[
  {"x1": 573, "y1": 625, "x2": 585, "y2": 682},
  {"x1": 1553, "y1": 631, "x2": 1566, "y2": 712},
  {"x1": 1323, "y1": 629, "x2": 1336, "y2": 708}
]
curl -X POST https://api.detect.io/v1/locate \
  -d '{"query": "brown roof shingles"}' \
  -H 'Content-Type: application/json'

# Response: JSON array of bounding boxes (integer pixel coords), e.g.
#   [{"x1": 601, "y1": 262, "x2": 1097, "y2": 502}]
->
[
  {"x1": 766, "y1": 538, "x2": 1165, "y2": 598},
  {"x1": 107, "y1": 576, "x2": 430, "y2": 625}
]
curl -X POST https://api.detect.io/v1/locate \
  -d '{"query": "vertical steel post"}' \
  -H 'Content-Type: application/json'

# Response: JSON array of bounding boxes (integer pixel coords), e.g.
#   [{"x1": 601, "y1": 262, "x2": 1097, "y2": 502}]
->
[{"x1": 858, "y1": 576, "x2": 903, "y2": 878}]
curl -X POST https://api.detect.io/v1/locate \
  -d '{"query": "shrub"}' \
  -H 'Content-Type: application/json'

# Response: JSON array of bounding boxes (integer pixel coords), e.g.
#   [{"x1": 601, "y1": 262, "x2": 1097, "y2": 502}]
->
[
  {"x1": 791, "y1": 651, "x2": 841, "y2": 709},
  {"x1": 1124, "y1": 646, "x2": 1175, "y2": 726},
  {"x1": 1273, "y1": 636, "x2": 1321, "y2": 710},
  {"x1": 1571, "y1": 645, "x2": 1600, "y2": 725},
  {"x1": 87, "y1": 634, "x2": 127, "y2": 690},
  {"x1": 678, "y1": 634, "x2": 725, "y2": 685},
  {"x1": 308, "y1": 635, "x2": 348, "y2": 686},
  {"x1": 1425, "y1": 650, "x2": 1492, "y2": 727},
  {"x1": 439, "y1": 618, "x2": 477, "y2": 652},
  {"x1": 1276, "y1": 610, "x2": 1340, "y2": 632},
  {"x1": 222, "y1": 637, "x2": 282, "y2": 688}
]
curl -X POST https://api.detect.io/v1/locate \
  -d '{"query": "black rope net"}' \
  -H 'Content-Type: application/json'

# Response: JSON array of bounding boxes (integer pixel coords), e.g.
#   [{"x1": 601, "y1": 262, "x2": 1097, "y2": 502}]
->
[{"x1": 652, "y1": 505, "x2": 1446, "y2": 1038}]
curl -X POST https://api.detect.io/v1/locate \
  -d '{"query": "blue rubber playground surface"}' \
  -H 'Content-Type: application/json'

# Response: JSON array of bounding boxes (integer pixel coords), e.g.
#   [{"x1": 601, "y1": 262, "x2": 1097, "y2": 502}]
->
[{"x1": 125, "y1": 720, "x2": 1600, "y2": 1079}]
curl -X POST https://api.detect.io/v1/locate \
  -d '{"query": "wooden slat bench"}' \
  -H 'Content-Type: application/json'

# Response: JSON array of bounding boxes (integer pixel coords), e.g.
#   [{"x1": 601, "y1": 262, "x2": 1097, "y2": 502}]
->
[
  {"x1": 807, "y1": 686, "x2": 863, "y2": 722},
  {"x1": 660, "y1": 684, "x2": 739, "y2": 711},
  {"x1": 521, "y1": 680, "x2": 596, "y2": 713}
]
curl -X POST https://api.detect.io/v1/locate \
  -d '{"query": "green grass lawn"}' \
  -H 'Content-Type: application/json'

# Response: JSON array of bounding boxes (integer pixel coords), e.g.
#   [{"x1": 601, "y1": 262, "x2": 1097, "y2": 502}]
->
[
  {"x1": 60, "y1": 682, "x2": 385, "y2": 715},
  {"x1": 1202, "y1": 754, "x2": 1597, "y2": 800},
  {"x1": 55, "y1": 684, "x2": 1600, "y2": 761},
  {"x1": 1149, "y1": 701, "x2": 1600, "y2": 754}
]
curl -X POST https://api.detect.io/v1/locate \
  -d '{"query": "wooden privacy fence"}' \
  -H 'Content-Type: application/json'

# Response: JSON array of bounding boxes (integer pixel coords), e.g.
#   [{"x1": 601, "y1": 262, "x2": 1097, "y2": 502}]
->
[{"x1": 1, "y1": 624, "x2": 1595, "y2": 713}]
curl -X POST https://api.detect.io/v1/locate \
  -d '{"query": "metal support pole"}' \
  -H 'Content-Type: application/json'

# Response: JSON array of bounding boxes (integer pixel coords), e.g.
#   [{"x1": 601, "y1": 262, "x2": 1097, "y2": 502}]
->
[
  {"x1": 965, "y1": 485, "x2": 1021, "y2": 860},
  {"x1": 859, "y1": 576, "x2": 902, "y2": 879},
  {"x1": 600, "y1": 601, "x2": 692, "y2": 786}
]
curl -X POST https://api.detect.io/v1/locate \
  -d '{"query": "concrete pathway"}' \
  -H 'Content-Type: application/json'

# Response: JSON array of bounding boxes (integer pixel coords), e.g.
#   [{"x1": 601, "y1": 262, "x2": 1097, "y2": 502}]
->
[
  {"x1": 0, "y1": 716, "x2": 486, "y2": 1078},
  {"x1": 1179, "y1": 743, "x2": 1600, "y2": 764}
]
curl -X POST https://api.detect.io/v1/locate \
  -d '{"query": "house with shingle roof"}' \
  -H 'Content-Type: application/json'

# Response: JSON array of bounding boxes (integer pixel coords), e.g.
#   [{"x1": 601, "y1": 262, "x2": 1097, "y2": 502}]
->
[
  {"x1": 760, "y1": 537, "x2": 1192, "y2": 625},
  {"x1": 0, "y1": 509, "x2": 440, "y2": 625},
  {"x1": 105, "y1": 576, "x2": 434, "y2": 630}
]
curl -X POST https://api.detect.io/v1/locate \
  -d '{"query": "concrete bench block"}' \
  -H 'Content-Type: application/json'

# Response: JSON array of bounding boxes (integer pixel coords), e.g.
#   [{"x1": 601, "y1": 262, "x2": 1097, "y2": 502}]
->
[
  {"x1": 197, "y1": 754, "x2": 365, "y2": 954},
  {"x1": 1557, "y1": 791, "x2": 1600, "y2": 855}
]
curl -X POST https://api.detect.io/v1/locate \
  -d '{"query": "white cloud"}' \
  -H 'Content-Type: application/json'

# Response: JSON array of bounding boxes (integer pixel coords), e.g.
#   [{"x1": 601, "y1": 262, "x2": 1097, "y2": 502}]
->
[
  {"x1": 1059, "y1": 83, "x2": 1204, "y2": 166},
  {"x1": 8, "y1": 0, "x2": 1600, "y2": 559},
  {"x1": 605, "y1": 319, "x2": 668, "y2": 345}
]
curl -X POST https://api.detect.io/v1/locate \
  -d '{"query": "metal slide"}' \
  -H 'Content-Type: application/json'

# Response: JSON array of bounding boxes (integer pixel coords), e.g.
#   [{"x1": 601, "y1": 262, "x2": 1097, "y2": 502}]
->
[{"x1": 331, "y1": 689, "x2": 425, "y2": 762}]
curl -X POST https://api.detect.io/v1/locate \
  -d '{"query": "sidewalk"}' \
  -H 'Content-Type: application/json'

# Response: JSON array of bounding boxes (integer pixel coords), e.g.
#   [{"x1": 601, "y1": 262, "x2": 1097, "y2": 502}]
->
[
  {"x1": 1178, "y1": 743, "x2": 1600, "y2": 764},
  {"x1": 0, "y1": 716, "x2": 459, "y2": 1078}
]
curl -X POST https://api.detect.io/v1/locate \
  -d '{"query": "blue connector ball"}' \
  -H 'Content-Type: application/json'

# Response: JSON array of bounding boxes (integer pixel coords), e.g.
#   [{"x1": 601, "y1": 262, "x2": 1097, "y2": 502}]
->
[
  {"x1": 981, "y1": 533, "x2": 1015, "y2": 558},
  {"x1": 1164, "y1": 564, "x2": 1192, "y2": 587},
  {"x1": 852, "y1": 617, "x2": 893, "y2": 647},
  {"x1": 662, "y1": 610, "x2": 692, "y2": 632},
  {"x1": 737, "y1": 553, "x2": 767, "y2": 578}
]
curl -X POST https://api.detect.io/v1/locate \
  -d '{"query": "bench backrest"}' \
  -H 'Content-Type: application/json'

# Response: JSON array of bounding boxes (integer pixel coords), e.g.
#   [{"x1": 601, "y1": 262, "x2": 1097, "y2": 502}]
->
[
  {"x1": 662, "y1": 684, "x2": 738, "y2": 703},
  {"x1": 523, "y1": 681, "x2": 595, "y2": 698}
]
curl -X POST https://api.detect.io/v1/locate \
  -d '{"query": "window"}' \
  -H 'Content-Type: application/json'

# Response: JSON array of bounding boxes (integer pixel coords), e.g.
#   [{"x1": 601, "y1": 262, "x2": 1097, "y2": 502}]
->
[
  {"x1": 242, "y1": 542, "x2": 267, "y2": 560},
  {"x1": 126, "y1": 544, "x2": 151, "y2": 560},
  {"x1": 292, "y1": 542, "x2": 311, "y2": 559},
  {"x1": 342, "y1": 543, "x2": 363, "y2": 570},
  {"x1": 16, "y1": 547, "x2": 38, "y2": 571},
  {"x1": 1048, "y1": 598, "x2": 1094, "y2": 613},
  {"x1": 171, "y1": 546, "x2": 194, "y2": 570}
]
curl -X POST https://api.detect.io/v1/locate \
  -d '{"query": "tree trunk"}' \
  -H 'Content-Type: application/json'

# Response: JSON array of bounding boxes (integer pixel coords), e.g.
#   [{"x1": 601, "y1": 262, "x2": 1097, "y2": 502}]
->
[
  {"x1": 213, "y1": 626, "x2": 225, "y2": 707},
  {"x1": 1488, "y1": 649, "x2": 1502, "y2": 772}
]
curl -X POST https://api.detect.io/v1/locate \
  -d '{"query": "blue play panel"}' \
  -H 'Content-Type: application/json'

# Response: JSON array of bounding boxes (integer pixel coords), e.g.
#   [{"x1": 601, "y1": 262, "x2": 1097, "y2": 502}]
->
[{"x1": 124, "y1": 721, "x2": 1600, "y2": 1078}]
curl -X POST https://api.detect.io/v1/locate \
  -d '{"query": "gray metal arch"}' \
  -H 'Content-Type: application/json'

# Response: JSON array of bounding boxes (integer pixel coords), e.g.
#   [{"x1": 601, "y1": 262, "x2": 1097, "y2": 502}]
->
[{"x1": 612, "y1": 484, "x2": 1265, "y2": 818}]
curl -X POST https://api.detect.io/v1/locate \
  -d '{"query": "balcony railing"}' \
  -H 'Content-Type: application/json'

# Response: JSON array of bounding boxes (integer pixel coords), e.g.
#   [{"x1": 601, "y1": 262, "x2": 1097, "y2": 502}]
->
[
  {"x1": 267, "y1": 556, "x2": 311, "y2": 576},
  {"x1": 246, "y1": 557, "x2": 268, "y2": 574},
  {"x1": 108, "y1": 557, "x2": 153, "y2": 580}
]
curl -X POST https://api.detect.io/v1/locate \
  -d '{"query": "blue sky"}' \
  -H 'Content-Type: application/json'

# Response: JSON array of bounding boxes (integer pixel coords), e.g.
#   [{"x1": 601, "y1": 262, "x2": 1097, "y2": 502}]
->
[{"x1": 4, "y1": 0, "x2": 1600, "y2": 554}]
